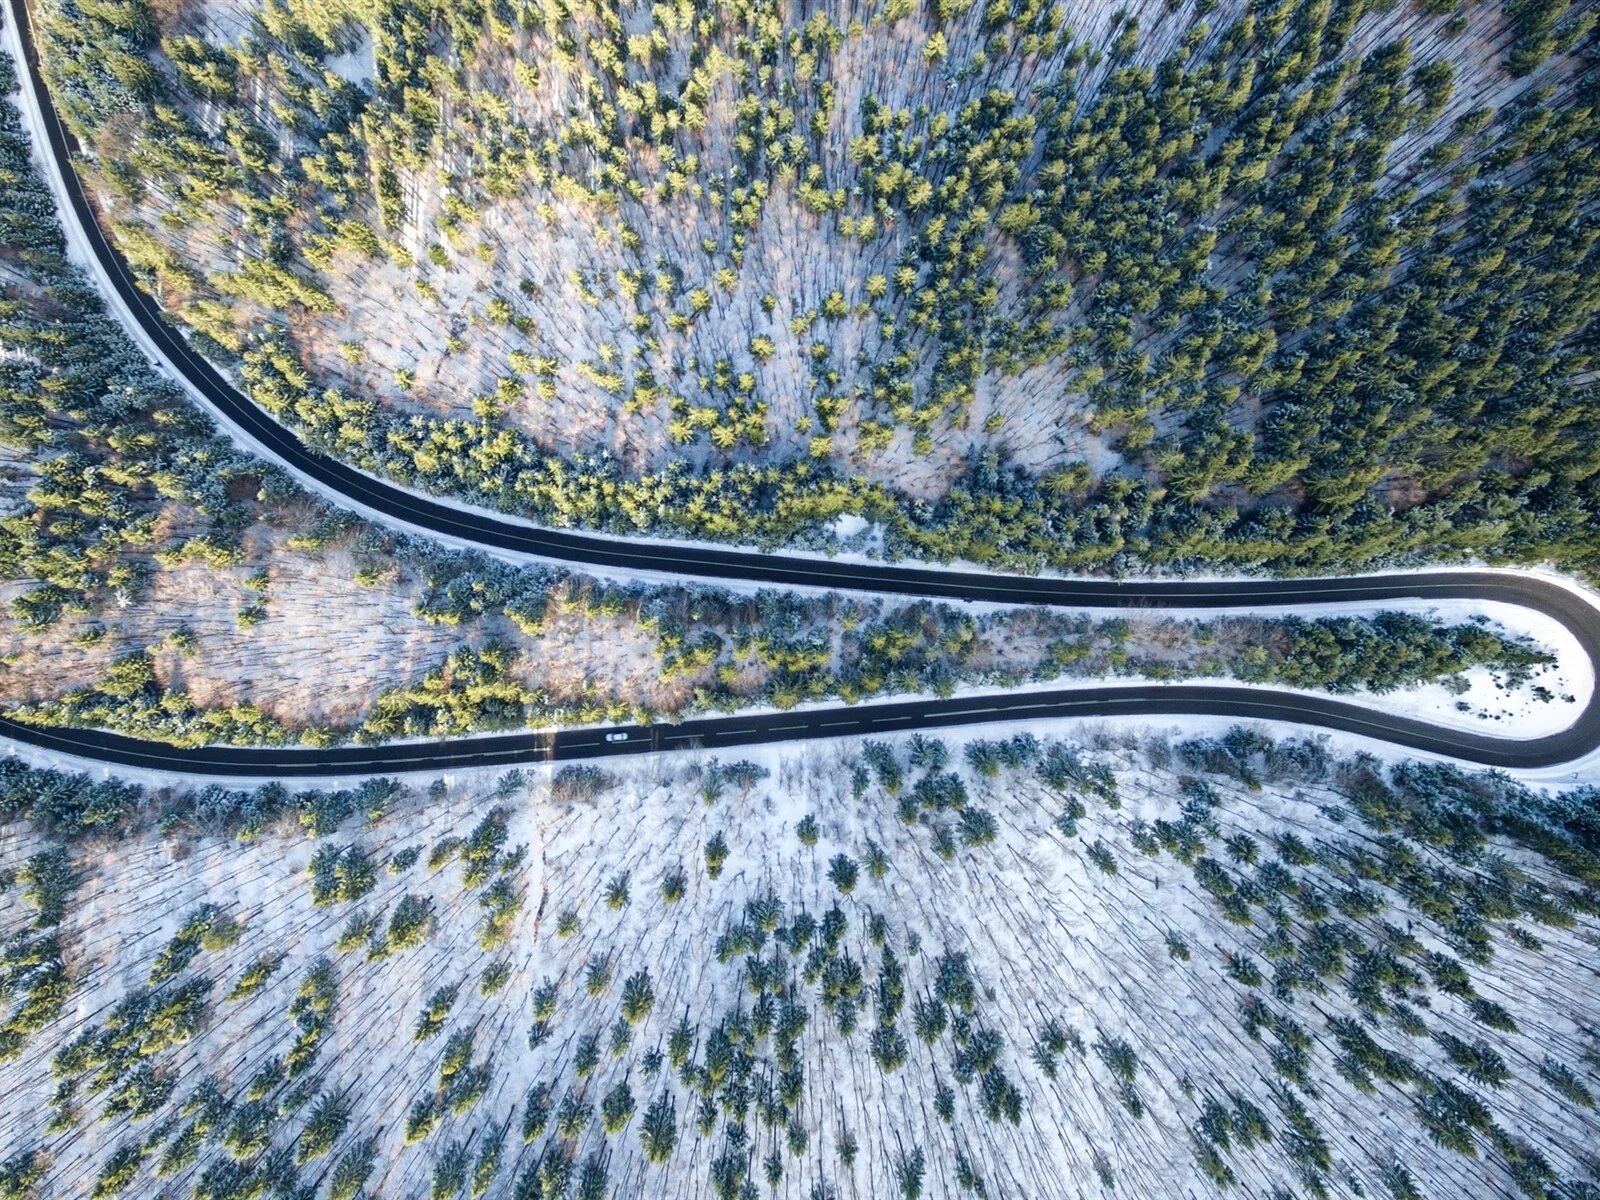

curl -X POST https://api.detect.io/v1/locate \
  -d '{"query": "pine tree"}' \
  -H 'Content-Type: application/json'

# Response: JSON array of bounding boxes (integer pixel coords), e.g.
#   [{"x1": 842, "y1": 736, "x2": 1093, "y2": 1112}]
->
[{"x1": 639, "y1": 1094, "x2": 678, "y2": 1164}]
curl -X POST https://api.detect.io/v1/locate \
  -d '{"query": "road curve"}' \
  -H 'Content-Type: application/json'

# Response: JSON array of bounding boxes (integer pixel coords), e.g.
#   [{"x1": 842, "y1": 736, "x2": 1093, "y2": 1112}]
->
[
  {"x1": 5, "y1": 1, "x2": 1600, "y2": 776},
  {"x1": 5, "y1": 569, "x2": 1599, "y2": 776},
  {"x1": 0, "y1": 0, "x2": 1555, "y2": 609}
]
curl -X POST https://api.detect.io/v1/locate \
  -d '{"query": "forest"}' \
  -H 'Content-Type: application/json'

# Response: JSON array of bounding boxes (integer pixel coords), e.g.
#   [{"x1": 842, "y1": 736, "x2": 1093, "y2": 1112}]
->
[
  {"x1": 1, "y1": 728, "x2": 1597, "y2": 1198},
  {"x1": 2, "y1": 28, "x2": 1572, "y2": 753},
  {"x1": 0, "y1": 2, "x2": 1597, "y2": 1198},
  {"x1": 26, "y1": 0, "x2": 1600, "y2": 576}
]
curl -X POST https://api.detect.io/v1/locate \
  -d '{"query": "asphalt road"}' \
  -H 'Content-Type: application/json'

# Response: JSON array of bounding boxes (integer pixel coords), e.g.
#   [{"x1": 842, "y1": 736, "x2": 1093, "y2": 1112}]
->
[{"x1": 6, "y1": 0, "x2": 1600, "y2": 777}]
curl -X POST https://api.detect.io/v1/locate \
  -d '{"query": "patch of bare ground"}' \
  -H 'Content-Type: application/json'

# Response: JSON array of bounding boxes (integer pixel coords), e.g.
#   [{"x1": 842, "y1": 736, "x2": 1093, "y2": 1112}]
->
[
  {"x1": 508, "y1": 603, "x2": 700, "y2": 715},
  {"x1": 150, "y1": 550, "x2": 468, "y2": 728},
  {"x1": 0, "y1": 533, "x2": 470, "y2": 726}
]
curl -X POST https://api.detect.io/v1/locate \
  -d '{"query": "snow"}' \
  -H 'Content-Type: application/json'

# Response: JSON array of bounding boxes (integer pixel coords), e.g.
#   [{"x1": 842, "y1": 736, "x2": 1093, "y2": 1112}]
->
[
  {"x1": 1265, "y1": 598, "x2": 1588, "y2": 739},
  {"x1": 7, "y1": 22, "x2": 1598, "y2": 629},
  {"x1": 3, "y1": 724, "x2": 1596, "y2": 1199},
  {"x1": 0, "y1": 15, "x2": 589, "y2": 575},
  {"x1": 828, "y1": 513, "x2": 869, "y2": 540},
  {"x1": 323, "y1": 33, "x2": 375, "y2": 88},
  {"x1": 1, "y1": 576, "x2": 1591, "y2": 788}
]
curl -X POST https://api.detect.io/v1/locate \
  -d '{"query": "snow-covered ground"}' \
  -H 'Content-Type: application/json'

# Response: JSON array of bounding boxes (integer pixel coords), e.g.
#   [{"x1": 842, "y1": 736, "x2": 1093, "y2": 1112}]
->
[{"x1": 3, "y1": 727, "x2": 1596, "y2": 1199}]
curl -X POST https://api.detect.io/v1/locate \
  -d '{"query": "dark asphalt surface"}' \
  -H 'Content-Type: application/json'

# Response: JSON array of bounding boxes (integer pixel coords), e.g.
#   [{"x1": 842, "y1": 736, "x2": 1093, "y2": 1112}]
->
[{"x1": 7, "y1": 0, "x2": 1600, "y2": 776}]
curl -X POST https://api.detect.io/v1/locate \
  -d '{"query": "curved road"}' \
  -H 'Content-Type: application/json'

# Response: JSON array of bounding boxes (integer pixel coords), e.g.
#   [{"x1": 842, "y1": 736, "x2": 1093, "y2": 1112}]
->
[{"x1": 5, "y1": 0, "x2": 1600, "y2": 776}]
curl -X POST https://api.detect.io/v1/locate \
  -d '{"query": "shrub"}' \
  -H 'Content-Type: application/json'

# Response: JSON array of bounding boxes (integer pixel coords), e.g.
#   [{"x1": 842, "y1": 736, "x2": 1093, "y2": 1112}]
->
[
  {"x1": 335, "y1": 910, "x2": 378, "y2": 954},
  {"x1": 327, "y1": 1140, "x2": 377, "y2": 1200},
  {"x1": 415, "y1": 984, "x2": 461, "y2": 1041},
  {"x1": 461, "y1": 810, "x2": 509, "y2": 887},
  {"x1": 149, "y1": 905, "x2": 242, "y2": 985},
  {"x1": 0, "y1": 1148, "x2": 46, "y2": 1199},
  {"x1": 550, "y1": 765, "x2": 615, "y2": 803},
  {"x1": 638, "y1": 1093, "x2": 678, "y2": 1163},
  {"x1": 660, "y1": 865, "x2": 687, "y2": 903},
  {"x1": 600, "y1": 1081, "x2": 635, "y2": 1133},
  {"x1": 308, "y1": 844, "x2": 377, "y2": 906},
  {"x1": 796, "y1": 815, "x2": 820, "y2": 846},
  {"x1": 704, "y1": 832, "x2": 730, "y2": 879},
  {"x1": 479, "y1": 960, "x2": 512, "y2": 996},
  {"x1": 584, "y1": 954, "x2": 613, "y2": 997},
  {"x1": 18, "y1": 849, "x2": 76, "y2": 928},
  {"x1": 90, "y1": 1144, "x2": 141, "y2": 1198}
]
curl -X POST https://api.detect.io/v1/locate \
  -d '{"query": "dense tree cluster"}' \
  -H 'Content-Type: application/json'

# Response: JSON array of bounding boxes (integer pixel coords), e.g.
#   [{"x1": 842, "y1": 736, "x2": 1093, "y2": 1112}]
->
[
  {"x1": 34, "y1": 0, "x2": 1600, "y2": 576},
  {"x1": 0, "y1": 44, "x2": 291, "y2": 628},
  {"x1": 0, "y1": 4, "x2": 1578, "y2": 760},
  {"x1": 0, "y1": 755, "x2": 401, "y2": 840},
  {"x1": 1234, "y1": 611, "x2": 1551, "y2": 694}
]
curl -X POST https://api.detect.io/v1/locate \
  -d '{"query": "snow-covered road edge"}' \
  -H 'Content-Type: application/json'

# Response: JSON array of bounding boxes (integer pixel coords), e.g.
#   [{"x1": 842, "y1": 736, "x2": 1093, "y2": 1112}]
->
[{"x1": 8, "y1": 702, "x2": 1596, "y2": 794}]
